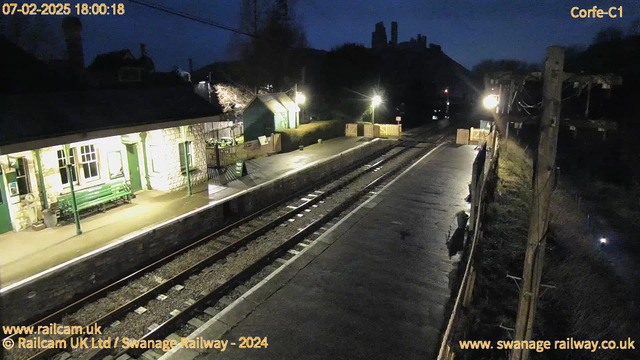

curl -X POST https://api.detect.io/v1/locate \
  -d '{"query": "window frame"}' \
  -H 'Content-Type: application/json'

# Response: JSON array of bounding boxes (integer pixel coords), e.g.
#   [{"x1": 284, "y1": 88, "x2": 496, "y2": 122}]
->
[
  {"x1": 57, "y1": 148, "x2": 79, "y2": 187},
  {"x1": 179, "y1": 141, "x2": 193, "y2": 173},
  {"x1": 15, "y1": 157, "x2": 31, "y2": 196},
  {"x1": 149, "y1": 144, "x2": 161, "y2": 173},
  {"x1": 80, "y1": 144, "x2": 100, "y2": 181},
  {"x1": 107, "y1": 150, "x2": 124, "y2": 180}
]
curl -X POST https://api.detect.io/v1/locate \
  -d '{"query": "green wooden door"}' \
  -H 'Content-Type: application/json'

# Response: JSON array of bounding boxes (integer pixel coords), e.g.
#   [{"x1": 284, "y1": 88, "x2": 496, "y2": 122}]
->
[
  {"x1": 0, "y1": 171, "x2": 13, "y2": 234},
  {"x1": 126, "y1": 144, "x2": 143, "y2": 193}
]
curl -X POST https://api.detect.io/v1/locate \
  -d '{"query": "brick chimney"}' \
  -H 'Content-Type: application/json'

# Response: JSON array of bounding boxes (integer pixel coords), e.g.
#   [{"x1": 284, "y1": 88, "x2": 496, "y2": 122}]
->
[
  {"x1": 391, "y1": 21, "x2": 398, "y2": 45},
  {"x1": 140, "y1": 43, "x2": 147, "y2": 57},
  {"x1": 188, "y1": 58, "x2": 193, "y2": 74},
  {"x1": 61, "y1": 17, "x2": 84, "y2": 75}
]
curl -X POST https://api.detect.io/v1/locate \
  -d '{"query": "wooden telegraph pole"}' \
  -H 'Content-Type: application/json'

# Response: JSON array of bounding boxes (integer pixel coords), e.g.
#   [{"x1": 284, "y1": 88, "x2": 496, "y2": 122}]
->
[{"x1": 511, "y1": 46, "x2": 564, "y2": 360}]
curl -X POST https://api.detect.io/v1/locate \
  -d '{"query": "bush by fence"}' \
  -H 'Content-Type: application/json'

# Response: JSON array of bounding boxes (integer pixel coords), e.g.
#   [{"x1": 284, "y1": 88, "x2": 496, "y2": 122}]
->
[{"x1": 278, "y1": 120, "x2": 344, "y2": 152}]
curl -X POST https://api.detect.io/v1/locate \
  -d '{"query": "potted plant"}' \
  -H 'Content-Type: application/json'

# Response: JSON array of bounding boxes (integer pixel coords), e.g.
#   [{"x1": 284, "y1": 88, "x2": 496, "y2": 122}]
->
[{"x1": 456, "y1": 210, "x2": 469, "y2": 229}]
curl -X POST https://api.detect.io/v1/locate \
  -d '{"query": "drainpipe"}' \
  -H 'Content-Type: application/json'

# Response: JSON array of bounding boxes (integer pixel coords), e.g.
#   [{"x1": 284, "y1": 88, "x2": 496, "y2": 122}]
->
[
  {"x1": 181, "y1": 126, "x2": 192, "y2": 196},
  {"x1": 34, "y1": 149, "x2": 48, "y2": 209},
  {"x1": 139, "y1": 132, "x2": 152, "y2": 190},
  {"x1": 64, "y1": 144, "x2": 82, "y2": 235}
]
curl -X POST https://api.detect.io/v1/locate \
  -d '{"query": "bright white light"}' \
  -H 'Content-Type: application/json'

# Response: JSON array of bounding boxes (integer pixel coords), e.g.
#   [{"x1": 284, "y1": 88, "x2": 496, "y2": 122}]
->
[
  {"x1": 600, "y1": 237, "x2": 607, "y2": 244},
  {"x1": 296, "y1": 92, "x2": 306, "y2": 105},
  {"x1": 483, "y1": 94, "x2": 499, "y2": 109},
  {"x1": 372, "y1": 95, "x2": 382, "y2": 107}
]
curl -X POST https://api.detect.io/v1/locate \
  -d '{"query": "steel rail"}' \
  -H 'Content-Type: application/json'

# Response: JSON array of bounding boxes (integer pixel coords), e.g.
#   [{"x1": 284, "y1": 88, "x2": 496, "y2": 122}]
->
[
  {"x1": 19, "y1": 145, "x2": 412, "y2": 360},
  {"x1": 117, "y1": 142, "x2": 426, "y2": 359}
]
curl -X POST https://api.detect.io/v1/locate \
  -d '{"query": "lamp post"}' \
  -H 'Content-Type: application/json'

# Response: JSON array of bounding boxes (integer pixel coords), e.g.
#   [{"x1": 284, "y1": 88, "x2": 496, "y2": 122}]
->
[
  {"x1": 296, "y1": 91, "x2": 306, "y2": 127},
  {"x1": 64, "y1": 144, "x2": 82, "y2": 235},
  {"x1": 181, "y1": 125, "x2": 192, "y2": 196},
  {"x1": 444, "y1": 88, "x2": 450, "y2": 118},
  {"x1": 371, "y1": 95, "x2": 382, "y2": 125}
]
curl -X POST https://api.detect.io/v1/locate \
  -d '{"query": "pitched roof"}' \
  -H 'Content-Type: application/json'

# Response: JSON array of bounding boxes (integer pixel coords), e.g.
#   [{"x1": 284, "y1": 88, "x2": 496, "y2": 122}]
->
[
  {"x1": 0, "y1": 87, "x2": 221, "y2": 152},
  {"x1": 87, "y1": 49, "x2": 147, "y2": 72},
  {"x1": 246, "y1": 93, "x2": 299, "y2": 114},
  {"x1": 0, "y1": 36, "x2": 71, "y2": 95}
]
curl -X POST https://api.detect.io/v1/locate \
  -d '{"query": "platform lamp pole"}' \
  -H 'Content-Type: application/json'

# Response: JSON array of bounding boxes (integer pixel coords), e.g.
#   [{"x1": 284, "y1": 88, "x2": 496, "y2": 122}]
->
[
  {"x1": 294, "y1": 83, "x2": 299, "y2": 128},
  {"x1": 64, "y1": 144, "x2": 82, "y2": 235},
  {"x1": 372, "y1": 102, "x2": 375, "y2": 125},
  {"x1": 371, "y1": 95, "x2": 382, "y2": 125},
  {"x1": 181, "y1": 126, "x2": 192, "y2": 196},
  {"x1": 34, "y1": 149, "x2": 48, "y2": 209},
  {"x1": 140, "y1": 132, "x2": 152, "y2": 190}
]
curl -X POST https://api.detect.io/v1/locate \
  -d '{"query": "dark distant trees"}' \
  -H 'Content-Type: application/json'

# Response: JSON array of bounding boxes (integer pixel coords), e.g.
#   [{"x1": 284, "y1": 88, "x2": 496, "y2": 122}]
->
[
  {"x1": 322, "y1": 44, "x2": 383, "y2": 119},
  {"x1": 0, "y1": 15, "x2": 64, "y2": 61},
  {"x1": 593, "y1": 26, "x2": 624, "y2": 44},
  {"x1": 226, "y1": 0, "x2": 307, "y2": 92}
]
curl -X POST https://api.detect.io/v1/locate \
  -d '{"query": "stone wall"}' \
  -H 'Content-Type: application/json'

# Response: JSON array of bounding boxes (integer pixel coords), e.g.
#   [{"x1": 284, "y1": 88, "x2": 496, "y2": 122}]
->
[
  {"x1": 162, "y1": 125, "x2": 207, "y2": 191},
  {"x1": 0, "y1": 152, "x2": 42, "y2": 231}
]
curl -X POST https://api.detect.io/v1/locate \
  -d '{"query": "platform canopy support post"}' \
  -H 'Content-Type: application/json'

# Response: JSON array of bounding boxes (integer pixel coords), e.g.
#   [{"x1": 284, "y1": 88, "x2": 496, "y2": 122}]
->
[{"x1": 64, "y1": 144, "x2": 82, "y2": 235}]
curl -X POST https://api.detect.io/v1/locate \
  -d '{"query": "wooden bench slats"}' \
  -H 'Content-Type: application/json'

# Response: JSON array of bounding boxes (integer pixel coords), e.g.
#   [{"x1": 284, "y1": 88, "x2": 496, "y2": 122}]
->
[{"x1": 58, "y1": 180, "x2": 132, "y2": 217}]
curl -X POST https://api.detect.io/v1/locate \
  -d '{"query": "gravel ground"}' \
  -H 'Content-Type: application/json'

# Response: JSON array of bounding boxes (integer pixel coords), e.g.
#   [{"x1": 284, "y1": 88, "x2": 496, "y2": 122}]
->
[{"x1": 6, "y1": 144, "x2": 431, "y2": 360}]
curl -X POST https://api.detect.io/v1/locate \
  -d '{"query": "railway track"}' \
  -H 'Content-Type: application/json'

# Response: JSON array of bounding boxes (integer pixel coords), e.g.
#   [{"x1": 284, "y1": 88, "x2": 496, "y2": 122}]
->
[{"x1": 3, "y1": 125, "x2": 451, "y2": 360}]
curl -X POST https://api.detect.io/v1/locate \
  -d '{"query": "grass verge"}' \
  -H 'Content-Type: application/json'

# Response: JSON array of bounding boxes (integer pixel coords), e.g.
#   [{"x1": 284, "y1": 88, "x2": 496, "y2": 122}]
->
[{"x1": 452, "y1": 141, "x2": 639, "y2": 360}]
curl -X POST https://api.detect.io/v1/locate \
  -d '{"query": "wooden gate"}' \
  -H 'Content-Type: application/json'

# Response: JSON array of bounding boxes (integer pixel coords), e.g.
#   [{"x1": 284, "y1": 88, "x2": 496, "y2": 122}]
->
[{"x1": 345, "y1": 123, "x2": 357, "y2": 137}]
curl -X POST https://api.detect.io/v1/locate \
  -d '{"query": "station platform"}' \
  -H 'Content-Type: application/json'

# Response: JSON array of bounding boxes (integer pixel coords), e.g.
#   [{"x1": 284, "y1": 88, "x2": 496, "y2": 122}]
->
[
  {"x1": 167, "y1": 143, "x2": 477, "y2": 360},
  {"x1": 0, "y1": 136, "x2": 376, "y2": 288}
]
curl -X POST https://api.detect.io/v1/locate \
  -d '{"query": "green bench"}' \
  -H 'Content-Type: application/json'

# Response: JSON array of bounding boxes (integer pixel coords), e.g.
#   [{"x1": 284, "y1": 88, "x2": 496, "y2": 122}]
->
[{"x1": 57, "y1": 180, "x2": 132, "y2": 219}]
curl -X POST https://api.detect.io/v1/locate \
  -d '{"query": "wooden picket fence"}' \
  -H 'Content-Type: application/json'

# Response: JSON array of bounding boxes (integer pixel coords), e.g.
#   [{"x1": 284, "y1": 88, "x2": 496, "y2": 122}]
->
[
  {"x1": 206, "y1": 133, "x2": 281, "y2": 168},
  {"x1": 378, "y1": 124, "x2": 402, "y2": 136},
  {"x1": 437, "y1": 129, "x2": 500, "y2": 360},
  {"x1": 345, "y1": 123, "x2": 357, "y2": 137},
  {"x1": 470, "y1": 127, "x2": 491, "y2": 144},
  {"x1": 363, "y1": 124, "x2": 402, "y2": 138}
]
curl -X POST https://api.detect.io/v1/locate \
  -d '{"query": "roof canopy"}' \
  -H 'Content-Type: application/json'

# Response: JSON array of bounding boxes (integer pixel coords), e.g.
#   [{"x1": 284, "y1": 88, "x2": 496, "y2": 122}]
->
[
  {"x1": 0, "y1": 87, "x2": 221, "y2": 153},
  {"x1": 247, "y1": 93, "x2": 299, "y2": 114}
]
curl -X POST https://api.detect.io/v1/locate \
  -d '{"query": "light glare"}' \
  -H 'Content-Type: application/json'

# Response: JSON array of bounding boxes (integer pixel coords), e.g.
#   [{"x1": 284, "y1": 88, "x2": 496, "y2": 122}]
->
[
  {"x1": 296, "y1": 92, "x2": 306, "y2": 105},
  {"x1": 372, "y1": 95, "x2": 382, "y2": 107},
  {"x1": 483, "y1": 94, "x2": 499, "y2": 109}
]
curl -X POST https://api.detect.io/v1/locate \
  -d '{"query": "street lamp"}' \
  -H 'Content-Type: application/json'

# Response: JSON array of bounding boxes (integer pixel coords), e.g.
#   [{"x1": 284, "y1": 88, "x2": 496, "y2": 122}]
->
[
  {"x1": 371, "y1": 95, "x2": 382, "y2": 124},
  {"x1": 296, "y1": 92, "x2": 306, "y2": 126},
  {"x1": 483, "y1": 94, "x2": 499, "y2": 109},
  {"x1": 296, "y1": 92, "x2": 306, "y2": 105}
]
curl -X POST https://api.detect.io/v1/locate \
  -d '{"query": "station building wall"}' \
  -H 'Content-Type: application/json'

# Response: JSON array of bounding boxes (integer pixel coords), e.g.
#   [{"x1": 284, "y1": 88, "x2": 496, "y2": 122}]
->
[{"x1": 0, "y1": 123, "x2": 208, "y2": 232}]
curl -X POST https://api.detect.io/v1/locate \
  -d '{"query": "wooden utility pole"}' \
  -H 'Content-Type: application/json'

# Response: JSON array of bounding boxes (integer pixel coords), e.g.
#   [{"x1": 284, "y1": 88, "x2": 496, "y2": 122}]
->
[{"x1": 511, "y1": 46, "x2": 564, "y2": 360}]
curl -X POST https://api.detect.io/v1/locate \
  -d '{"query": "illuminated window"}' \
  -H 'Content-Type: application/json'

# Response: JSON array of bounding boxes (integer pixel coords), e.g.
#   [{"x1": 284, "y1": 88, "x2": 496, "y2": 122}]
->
[
  {"x1": 80, "y1": 144, "x2": 100, "y2": 180},
  {"x1": 149, "y1": 145, "x2": 161, "y2": 173},
  {"x1": 107, "y1": 151, "x2": 124, "y2": 180},
  {"x1": 179, "y1": 141, "x2": 192, "y2": 172},
  {"x1": 57, "y1": 149, "x2": 78, "y2": 186},
  {"x1": 15, "y1": 157, "x2": 31, "y2": 195}
]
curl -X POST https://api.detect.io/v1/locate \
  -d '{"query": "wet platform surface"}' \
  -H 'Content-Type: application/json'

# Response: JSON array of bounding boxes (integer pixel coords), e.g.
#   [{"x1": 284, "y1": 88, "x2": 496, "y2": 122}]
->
[{"x1": 186, "y1": 143, "x2": 477, "y2": 360}]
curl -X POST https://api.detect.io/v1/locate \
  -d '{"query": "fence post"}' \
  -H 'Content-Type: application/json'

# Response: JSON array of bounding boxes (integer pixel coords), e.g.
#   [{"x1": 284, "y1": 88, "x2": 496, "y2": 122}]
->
[{"x1": 463, "y1": 265, "x2": 477, "y2": 307}]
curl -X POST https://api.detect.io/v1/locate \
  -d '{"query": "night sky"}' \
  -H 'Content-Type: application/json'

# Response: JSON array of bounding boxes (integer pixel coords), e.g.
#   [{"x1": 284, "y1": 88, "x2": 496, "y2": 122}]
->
[{"x1": 23, "y1": 0, "x2": 640, "y2": 72}]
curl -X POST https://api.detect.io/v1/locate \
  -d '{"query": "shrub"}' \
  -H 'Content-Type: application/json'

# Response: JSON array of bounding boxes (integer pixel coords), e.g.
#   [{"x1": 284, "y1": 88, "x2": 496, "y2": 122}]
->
[{"x1": 278, "y1": 120, "x2": 345, "y2": 152}]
